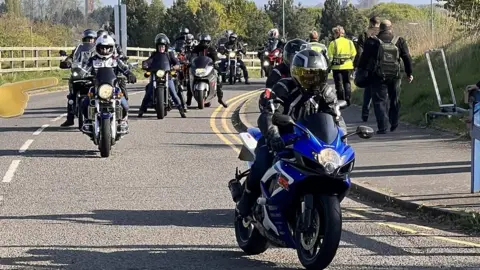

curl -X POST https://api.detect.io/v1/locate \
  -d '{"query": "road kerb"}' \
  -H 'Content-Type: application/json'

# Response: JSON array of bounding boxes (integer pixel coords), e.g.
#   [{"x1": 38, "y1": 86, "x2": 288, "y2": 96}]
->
[{"x1": 231, "y1": 93, "x2": 480, "y2": 231}]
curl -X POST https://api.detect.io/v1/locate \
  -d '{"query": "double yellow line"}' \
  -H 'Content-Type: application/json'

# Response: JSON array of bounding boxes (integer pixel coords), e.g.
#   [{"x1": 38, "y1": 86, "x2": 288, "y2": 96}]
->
[{"x1": 209, "y1": 90, "x2": 262, "y2": 154}]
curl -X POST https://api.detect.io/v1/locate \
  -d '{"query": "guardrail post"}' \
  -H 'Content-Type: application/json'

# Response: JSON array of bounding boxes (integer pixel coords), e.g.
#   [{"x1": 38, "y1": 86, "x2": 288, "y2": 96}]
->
[
  {"x1": 47, "y1": 49, "x2": 52, "y2": 68},
  {"x1": 9, "y1": 50, "x2": 14, "y2": 69},
  {"x1": 21, "y1": 50, "x2": 26, "y2": 69},
  {"x1": 469, "y1": 88, "x2": 480, "y2": 193},
  {"x1": 0, "y1": 49, "x2": 2, "y2": 72},
  {"x1": 34, "y1": 50, "x2": 39, "y2": 68}
]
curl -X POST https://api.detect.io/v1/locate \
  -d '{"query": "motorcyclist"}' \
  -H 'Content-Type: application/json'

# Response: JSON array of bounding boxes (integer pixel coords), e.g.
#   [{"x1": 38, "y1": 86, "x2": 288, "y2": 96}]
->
[
  {"x1": 218, "y1": 30, "x2": 233, "y2": 53},
  {"x1": 259, "y1": 28, "x2": 286, "y2": 76},
  {"x1": 235, "y1": 49, "x2": 346, "y2": 218},
  {"x1": 106, "y1": 30, "x2": 129, "y2": 101},
  {"x1": 139, "y1": 34, "x2": 187, "y2": 118},
  {"x1": 80, "y1": 34, "x2": 137, "y2": 134},
  {"x1": 173, "y1": 28, "x2": 190, "y2": 47},
  {"x1": 224, "y1": 32, "x2": 250, "y2": 84},
  {"x1": 267, "y1": 28, "x2": 286, "y2": 49},
  {"x1": 189, "y1": 34, "x2": 228, "y2": 108},
  {"x1": 59, "y1": 29, "x2": 97, "y2": 127},
  {"x1": 265, "y1": 38, "x2": 308, "y2": 88},
  {"x1": 174, "y1": 33, "x2": 197, "y2": 112}
]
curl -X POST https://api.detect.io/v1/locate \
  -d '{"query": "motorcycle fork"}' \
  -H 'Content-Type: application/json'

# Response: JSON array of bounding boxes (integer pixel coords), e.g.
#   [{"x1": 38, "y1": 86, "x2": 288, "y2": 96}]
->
[{"x1": 299, "y1": 194, "x2": 314, "y2": 232}]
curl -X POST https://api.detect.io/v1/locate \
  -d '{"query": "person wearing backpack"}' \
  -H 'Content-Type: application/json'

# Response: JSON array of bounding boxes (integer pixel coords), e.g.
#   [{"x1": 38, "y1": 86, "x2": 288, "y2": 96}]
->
[
  {"x1": 354, "y1": 16, "x2": 380, "y2": 122},
  {"x1": 327, "y1": 25, "x2": 357, "y2": 106},
  {"x1": 357, "y1": 20, "x2": 413, "y2": 134}
]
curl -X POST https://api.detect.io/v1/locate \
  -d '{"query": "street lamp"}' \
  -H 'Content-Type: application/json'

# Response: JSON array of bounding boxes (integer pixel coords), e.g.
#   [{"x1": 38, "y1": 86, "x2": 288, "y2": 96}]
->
[{"x1": 282, "y1": 0, "x2": 285, "y2": 38}]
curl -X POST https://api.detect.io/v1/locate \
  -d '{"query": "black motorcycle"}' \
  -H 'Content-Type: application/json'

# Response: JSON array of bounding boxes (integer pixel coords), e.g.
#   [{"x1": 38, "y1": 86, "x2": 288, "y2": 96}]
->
[
  {"x1": 59, "y1": 47, "x2": 94, "y2": 130},
  {"x1": 145, "y1": 62, "x2": 176, "y2": 119}
]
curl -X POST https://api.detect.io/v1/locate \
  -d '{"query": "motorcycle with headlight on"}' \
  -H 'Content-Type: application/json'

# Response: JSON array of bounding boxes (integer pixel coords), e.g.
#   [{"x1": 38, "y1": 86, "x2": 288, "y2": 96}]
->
[
  {"x1": 223, "y1": 48, "x2": 244, "y2": 85},
  {"x1": 59, "y1": 48, "x2": 94, "y2": 130},
  {"x1": 84, "y1": 67, "x2": 126, "y2": 158},
  {"x1": 228, "y1": 100, "x2": 374, "y2": 270},
  {"x1": 189, "y1": 55, "x2": 219, "y2": 109},
  {"x1": 144, "y1": 62, "x2": 176, "y2": 119},
  {"x1": 262, "y1": 40, "x2": 282, "y2": 77}
]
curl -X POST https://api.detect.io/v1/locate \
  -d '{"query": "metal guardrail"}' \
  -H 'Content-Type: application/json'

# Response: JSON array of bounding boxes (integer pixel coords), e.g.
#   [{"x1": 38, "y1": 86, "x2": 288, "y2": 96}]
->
[{"x1": 0, "y1": 47, "x2": 261, "y2": 73}]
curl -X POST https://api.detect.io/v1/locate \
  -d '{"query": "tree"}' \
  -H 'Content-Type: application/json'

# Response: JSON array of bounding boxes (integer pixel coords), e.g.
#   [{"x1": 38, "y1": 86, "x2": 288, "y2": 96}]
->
[
  {"x1": 146, "y1": 0, "x2": 165, "y2": 36},
  {"x1": 339, "y1": 4, "x2": 367, "y2": 38},
  {"x1": 163, "y1": 0, "x2": 196, "y2": 40},
  {"x1": 122, "y1": 0, "x2": 150, "y2": 47},
  {"x1": 5, "y1": 0, "x2": 22, "y2": 16},
  {"x1": 89, "y1": 5, "x2": 114, "y2": 28},
  {"x1": 245, "y1": 9, "x2": 274, "y2": 47},
  {"x1": 60, "y1": 8, "x2": 84, "y2": 27},
  {"x1": 320, "y1": 0, "x2": 341, "y2": 40},
  {"x1": 292, "y1": 7, "x2": 322, "y2": 40},
  {"x1": 265, "y1": 0, "x2": 295, "y2": 39},
  {"x1": 0, "y1": 2, "x2": 6, "y2": 14}
]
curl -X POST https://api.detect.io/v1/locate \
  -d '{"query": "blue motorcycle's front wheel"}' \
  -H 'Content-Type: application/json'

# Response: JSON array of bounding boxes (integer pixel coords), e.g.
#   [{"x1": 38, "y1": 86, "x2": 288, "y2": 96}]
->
[{"x1": 295, "y1": 195, "x2": 342, "y2": 270}]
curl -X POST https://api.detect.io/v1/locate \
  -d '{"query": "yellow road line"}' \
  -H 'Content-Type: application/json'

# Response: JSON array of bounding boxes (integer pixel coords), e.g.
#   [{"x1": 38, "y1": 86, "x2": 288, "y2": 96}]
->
[
  {"x1": 208, "y1": 88, "x2": 480, "y2": 250},
  {"x1": 221, "y1": 91, "x2": 262, "y2": 144},
  {"x1": 209, "y1": 90, "x2": 262, "y2": 154}
]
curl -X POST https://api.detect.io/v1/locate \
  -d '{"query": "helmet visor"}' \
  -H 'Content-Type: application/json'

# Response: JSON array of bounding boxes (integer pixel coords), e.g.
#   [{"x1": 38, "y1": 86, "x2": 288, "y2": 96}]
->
[{"x1": 292, "y1": 68, "x2": 328, "y2": 93}]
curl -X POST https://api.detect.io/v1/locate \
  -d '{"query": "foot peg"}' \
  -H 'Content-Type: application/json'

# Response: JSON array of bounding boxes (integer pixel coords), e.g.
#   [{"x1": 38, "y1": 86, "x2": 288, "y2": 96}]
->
[{"x1": 81, "y1": 123, "x2": 93, "y2": 134}]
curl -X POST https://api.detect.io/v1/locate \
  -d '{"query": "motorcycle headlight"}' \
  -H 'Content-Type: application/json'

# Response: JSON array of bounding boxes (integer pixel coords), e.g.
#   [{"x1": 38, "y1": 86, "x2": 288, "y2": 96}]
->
[
  {"x1": 217, "y1": 52, "x2": 222, "y2": 58},
  {"x1": 98, "y1": 84, "x2": 113, "y2": 100},
  {"x1": 72, "y1": 71, "x2": 79, "y2": 77},
  {"x1": 263, "y1": 60, "x2": 270, "y2": 67},
  {"x1": 156, "y1": 70, "x2": 166, "y2": 77},
  {"x1": 264, "y1": 51, "x2": 269, "y2": 56},
  {"x1": 229, "y1": 52, "x2": 236, "y2": 58},
  {"x1": 274, "y1": 51, "x2": 279, "y2": 57},
  {"x1": 195, "y1": 68, "x2": 206, "y2": 76},
  {"x1": 316, "y1": 148, "x2": 342, "y2": 174}
]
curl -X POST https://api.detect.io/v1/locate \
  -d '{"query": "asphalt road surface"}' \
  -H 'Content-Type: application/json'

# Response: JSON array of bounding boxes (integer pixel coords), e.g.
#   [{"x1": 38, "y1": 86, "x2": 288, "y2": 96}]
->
[{"x1": 0, "y1": 81, "x2": 479, "y2": 270}]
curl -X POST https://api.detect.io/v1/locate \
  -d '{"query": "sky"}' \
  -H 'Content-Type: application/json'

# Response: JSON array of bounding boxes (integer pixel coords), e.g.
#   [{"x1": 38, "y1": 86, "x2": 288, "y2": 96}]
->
[{"x1": 101, "y1": 0, "x2": 431, "y2": 8}]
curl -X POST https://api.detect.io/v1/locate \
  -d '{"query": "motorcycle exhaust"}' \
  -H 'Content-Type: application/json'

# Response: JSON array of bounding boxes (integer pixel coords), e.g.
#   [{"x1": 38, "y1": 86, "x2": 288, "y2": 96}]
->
[{"x1": 228, "y1": 179, "x2": 243, "y2": 203}]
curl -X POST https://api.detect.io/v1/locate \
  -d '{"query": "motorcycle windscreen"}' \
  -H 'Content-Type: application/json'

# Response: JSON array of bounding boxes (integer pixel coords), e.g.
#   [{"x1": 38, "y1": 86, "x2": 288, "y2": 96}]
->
[
  {"x1": 191, "y1": 56, "x2": 213, "y2": 69},
  {"x1": 73, "y1": 44, "x2": 94, "y2": 67},
  {"x1": 149, "y1": 54, "x2": 172, "y2": 71},
  {"x1": 297, "y1": 112, "x2": 339, "y2": 145},
  {"x1": 95, "y1": 67, "x2": 117, "y2": 86}
]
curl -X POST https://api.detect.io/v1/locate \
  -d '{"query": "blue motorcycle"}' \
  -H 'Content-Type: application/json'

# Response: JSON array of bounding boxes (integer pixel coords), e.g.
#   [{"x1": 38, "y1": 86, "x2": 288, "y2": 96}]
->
[{"x1": 228, "y1": 106, "x2": 374, "y2": 269}]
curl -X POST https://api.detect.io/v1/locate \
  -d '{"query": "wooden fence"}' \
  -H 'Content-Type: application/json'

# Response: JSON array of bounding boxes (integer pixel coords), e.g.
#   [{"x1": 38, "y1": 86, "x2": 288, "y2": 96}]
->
[{"x1": 0, "y1": 47, "x2": 262, "y2": 73}]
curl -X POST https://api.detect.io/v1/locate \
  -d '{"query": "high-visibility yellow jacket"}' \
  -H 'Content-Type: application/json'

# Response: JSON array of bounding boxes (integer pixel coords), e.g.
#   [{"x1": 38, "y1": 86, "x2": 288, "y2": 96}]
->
[
  {"x1": 308, "y1": 41, "x2": 327, "y2": 54},
  {"x1": 327, "y1": 37, "x2": 356, "y2": 70}
]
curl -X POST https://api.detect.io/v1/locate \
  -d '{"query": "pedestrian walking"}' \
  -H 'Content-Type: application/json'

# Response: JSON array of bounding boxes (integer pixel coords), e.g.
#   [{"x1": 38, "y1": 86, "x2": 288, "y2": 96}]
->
[
  {"x1": 355, "y1": 16, "x2": 380, "y2": 122},
  {"x1": 357, "y1": 20, "x2": 414, "y2": 134},
  {"x1": 328, "y1": 25, "x2": 357, "y2": 106}
]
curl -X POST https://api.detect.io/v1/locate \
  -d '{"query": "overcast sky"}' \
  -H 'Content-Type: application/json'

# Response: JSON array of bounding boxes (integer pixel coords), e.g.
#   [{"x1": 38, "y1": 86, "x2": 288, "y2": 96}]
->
[{"x1": 101, "y1": 0, "x2": 431, "y2": 8}]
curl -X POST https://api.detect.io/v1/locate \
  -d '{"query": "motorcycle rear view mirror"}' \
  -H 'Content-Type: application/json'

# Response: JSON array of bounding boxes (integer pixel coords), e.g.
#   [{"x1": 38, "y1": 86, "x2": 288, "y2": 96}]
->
[
  {"x1": 337, "y1": 100, "x2": 348, "y2": 110},
  {"x1": 356, "y1": 125, "x2": 374, "y2": 139},
  {"x1": 272, "y1": 114, "x2": 294, "y2": 127},
  {"x1": 59, "y1": 50, "x2": 67, "y2": 57}
]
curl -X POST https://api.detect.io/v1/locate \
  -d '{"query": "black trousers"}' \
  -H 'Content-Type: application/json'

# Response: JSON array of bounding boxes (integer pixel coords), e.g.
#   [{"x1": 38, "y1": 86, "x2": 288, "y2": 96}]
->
[
  {"x1": 361, "y1": 85, "x2": 372, "y2": 119},
  {"x1": 371, "y1": 79, "x2": 401, "y2": 131},
  {"x1": 332, "y1": 70, "x2": 352, "y2": 101}
]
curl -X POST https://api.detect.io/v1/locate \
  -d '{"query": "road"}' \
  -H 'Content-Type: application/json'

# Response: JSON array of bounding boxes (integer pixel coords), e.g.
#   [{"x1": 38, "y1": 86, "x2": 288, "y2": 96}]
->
[{"x1": 0, "y1": 81, "x2": 479, "y2": 270}]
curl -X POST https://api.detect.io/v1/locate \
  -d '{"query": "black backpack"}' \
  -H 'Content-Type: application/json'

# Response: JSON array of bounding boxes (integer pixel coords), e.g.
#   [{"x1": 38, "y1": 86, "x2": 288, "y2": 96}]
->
[{"x1": 373, "y1": 36, "x2": 400, "y2": 80}]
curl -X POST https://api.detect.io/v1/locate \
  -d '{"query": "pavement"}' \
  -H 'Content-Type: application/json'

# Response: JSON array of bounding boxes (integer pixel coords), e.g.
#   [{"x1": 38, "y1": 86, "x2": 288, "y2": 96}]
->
[{"x1": 0, "y1": 79, "x2": 479, "y2": 269}]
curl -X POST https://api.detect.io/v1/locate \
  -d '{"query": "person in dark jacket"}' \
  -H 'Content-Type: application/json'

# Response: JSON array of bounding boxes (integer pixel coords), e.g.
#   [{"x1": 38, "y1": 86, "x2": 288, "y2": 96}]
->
[
  {"x1": 355, "y1": 16, "x2": 380, "y2": 122},
  {"x1": 235, "y1": 49, "x2": 346, "y2": 218},
  {"x1": 224, "y1": 32, "x2": 250, "y2": 84},
  {"x1": 190, "y1": 34, "x2": 228, "y2": 108},
  {"x1": 357, "y1": 20, "x2": 413, "y2": 134},
  {"x1": 265, "y1": 39, "x2": 308, "y2": 88}
]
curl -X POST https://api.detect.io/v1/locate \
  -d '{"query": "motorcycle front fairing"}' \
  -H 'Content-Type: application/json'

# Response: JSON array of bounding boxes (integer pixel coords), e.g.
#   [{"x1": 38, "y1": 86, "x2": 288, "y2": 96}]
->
[{"x1": 254, "y1": 113, "x2": 354, "y2": 248}]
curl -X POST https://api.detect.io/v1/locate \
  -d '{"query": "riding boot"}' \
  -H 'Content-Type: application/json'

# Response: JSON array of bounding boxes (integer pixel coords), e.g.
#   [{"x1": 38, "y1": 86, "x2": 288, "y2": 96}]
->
[
  {"x1": 60, "y1": 113, "x2": 75, "y2": 127},
  {"x1": 217, "y1": 86, "x2": 228, "y2": 108},
  {"x1": 177, "y1": 105, "x2": 186, "y2": 118}
]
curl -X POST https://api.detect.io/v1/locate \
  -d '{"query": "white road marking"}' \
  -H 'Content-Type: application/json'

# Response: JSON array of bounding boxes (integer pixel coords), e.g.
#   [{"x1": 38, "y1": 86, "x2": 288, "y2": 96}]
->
[
  {"x1": 19, "y1": 140, "x2": 34, "y2": 153},
  {"x1": 32, "y1": 124, "x2": 50, "y2": 136},
  {"x1": 129, "y1": 91, "x2": 143, "y2": 95},
  {"x1": 2, "y1": 160, "x2": 21, "y2": 183},
  {"x1": 51, "y1": 113, "x2": 67, "y2": 122}
]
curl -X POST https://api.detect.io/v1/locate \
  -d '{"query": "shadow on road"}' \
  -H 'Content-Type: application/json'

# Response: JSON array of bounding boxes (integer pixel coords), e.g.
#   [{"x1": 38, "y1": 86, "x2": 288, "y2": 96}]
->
[
  {"x1": 23, "y1": 107, "x2": 65, "y2": 115},
  {"x1": 0, "y1": 209, "x2": 233, "y2": 227},
  {"x1": 0, "y1": 126, "x2": 78, "y2": 133},
  {"x1": 0, "y1": 149, "x2": 98, "y2": 158},
  {"x1": 0, "y1": 244, "x2": 298, "y2": 270}
]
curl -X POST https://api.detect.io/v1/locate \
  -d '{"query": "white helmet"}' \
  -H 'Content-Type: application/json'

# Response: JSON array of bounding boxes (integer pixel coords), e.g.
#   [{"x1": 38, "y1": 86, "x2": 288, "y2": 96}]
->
[
  {"x1": 95, "y1": 34, "x2": 115, "y2": 59},
  {"x1": 268, "y1": 28, "x2": 279, "y2": 39},
  {"x1": 224, "y1": 30, "x2": 233, "y2": 38}
]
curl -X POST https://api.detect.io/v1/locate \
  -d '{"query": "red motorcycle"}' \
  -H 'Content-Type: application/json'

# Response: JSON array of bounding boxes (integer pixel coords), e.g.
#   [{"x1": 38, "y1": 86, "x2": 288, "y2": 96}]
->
[{"x1": 262, "y1": 40, "x2": 283, "y2": 76}]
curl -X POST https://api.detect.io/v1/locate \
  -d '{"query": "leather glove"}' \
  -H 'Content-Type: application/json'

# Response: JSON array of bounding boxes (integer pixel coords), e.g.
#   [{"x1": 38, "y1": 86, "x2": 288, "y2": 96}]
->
[
  {"x1": 214, "y1": 63, "x2": 220, "y2": 70},
  {"x1": 267, "y1": 127, "x2": 285, "y2": 152},
  {"x1": 127, "y1": 72, "x2": 137, "y2": 84}
]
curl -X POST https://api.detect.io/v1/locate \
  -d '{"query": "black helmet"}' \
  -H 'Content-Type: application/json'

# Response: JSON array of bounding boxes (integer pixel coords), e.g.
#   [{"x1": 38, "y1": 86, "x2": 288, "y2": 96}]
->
[
  {"x1": 290, "y1": 49, "x2": 329, "y2": 95},
  {"x1": 199, "y1": 34, "x2": 211, "y2": 46},
  {"x1": 155, "y1": 33, "x2": 170, "y2": 46},
  {"x1": 282, "y1": 38, "x2": 308, "y2": 66},
  {"x1": 97, "y1": 30, "x2": 108, "y2": 38},
  {"x1": 82, "y1": 29, "x2": 97, "y2": 42}
]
